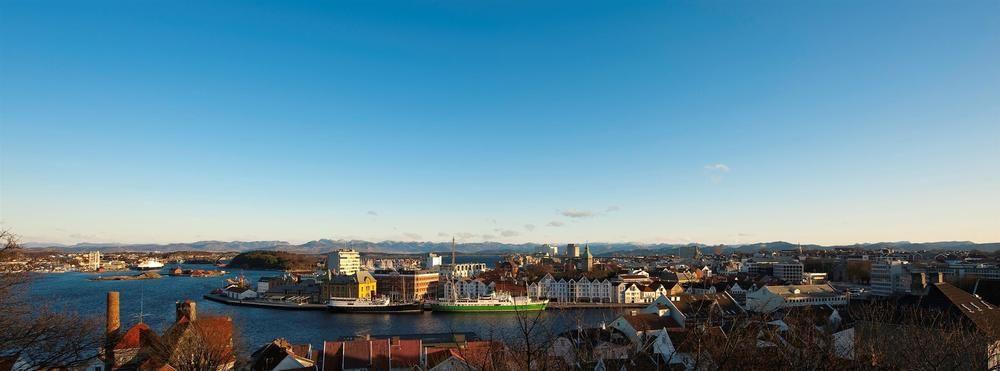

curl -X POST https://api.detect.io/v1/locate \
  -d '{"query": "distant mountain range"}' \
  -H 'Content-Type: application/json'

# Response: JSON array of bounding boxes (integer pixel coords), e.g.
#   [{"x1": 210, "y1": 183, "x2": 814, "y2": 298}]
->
[{"x1": 21, "y1": 239, "x2": 1000, "y2": 255}]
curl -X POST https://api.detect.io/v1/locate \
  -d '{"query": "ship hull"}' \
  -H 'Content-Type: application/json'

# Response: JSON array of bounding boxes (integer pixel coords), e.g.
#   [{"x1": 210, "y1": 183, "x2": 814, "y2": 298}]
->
[
  {"x1": 326, "y1": 302, "x2": 423, "y2": 313},
  {"x1": 430, "y1": 302, "x2": 547, "y2": 312}
]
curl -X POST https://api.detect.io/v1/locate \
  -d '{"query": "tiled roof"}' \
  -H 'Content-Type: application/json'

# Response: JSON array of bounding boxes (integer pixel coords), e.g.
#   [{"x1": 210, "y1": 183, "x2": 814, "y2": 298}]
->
[
  {"x1": 321, "y1": 341, "x2": 343, "y2": 371},
  {"x1": 342, "y1": 339, "x2": 371, "y2": 369},
  {"x1": 621, "y1": 313, "x2": 681, "y2": 331},
  {"x1": 390, "y1": 339, "x2": 422, "y2": 368},
  {"x1": 322, "y1": 338, "x2": 423, "y2": 370},
  {"x1": 114, "y1": 322, "x2": 161, "y2": 350},
  {"x1": 672, "y1": 293, "x2": 744, "y2": 317}
]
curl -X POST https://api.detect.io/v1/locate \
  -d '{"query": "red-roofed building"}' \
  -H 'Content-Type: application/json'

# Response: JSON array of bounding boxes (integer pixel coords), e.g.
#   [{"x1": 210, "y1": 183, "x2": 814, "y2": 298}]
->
[
  {"x1": 101, "y1": 293, "x2": 236, "y2": 370},
  {"x1": 321, "y1": 338, "x2": 423, "y2": 371}
]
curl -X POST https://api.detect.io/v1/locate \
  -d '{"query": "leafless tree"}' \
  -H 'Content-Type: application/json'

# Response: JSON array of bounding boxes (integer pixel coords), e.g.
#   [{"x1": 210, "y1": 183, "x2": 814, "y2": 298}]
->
[{"x1": 0, "y1": 229, "x2": 102, "y2": 369}]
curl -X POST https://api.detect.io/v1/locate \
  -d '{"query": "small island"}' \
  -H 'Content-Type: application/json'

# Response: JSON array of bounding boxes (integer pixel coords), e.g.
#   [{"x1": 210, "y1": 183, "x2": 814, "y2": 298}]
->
[
  {"x1": 168, "y1": 266, "x2": 226, "y2": 277},
  {"x1": 91, "y1": 271, "x2": 162, "y2": 281},
  {"x1": 226, "y1": 250, "x2": 318, "y2": 271}
]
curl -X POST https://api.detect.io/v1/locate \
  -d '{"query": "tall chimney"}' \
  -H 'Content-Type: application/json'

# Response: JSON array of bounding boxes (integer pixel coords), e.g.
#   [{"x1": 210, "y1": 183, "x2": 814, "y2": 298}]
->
[
  {"x1": 106, "y1": 291, "x2": 120, "y2": 370},
  {"x1": 107, "y1": 291, "x2": 120, "y2": 339},
  {"x1": 176, "y1": 300, "x2": 196, "y2": 322}
]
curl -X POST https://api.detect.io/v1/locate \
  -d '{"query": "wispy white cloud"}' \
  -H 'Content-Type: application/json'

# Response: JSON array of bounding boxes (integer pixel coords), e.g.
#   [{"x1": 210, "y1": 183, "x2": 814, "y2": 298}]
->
[
  {"x1": 499, "y1": 229, "x2": 520, "y2": 237},
  {"x1": 547, "y1": 221, "x2": 565, "y2": 227},
  {"x1": 561, "y1": 209, "x2": 594, "y2": 218},
  {"x1": 367, "y1": 210, "x2": 378, "y2": 216},
  {"x1": 605, "y1": 205, "x2": 620, "y2": 213},
  {"x1": 704, "y1": 163, "x2": 730, "y2": 172},
  {"x1": 524, "y1": 224, "x2": 536, "y2": 231},
  {"x1": 403, "y1": 232, "x2": 422, "y2": 240}
]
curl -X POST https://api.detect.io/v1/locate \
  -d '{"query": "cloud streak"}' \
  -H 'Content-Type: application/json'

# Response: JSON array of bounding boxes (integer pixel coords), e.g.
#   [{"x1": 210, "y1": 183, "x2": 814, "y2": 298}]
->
[
  {"x1": 561, "y1": 210, "x2": 595, "y2": 218},
  {"x1": 547, "y1": 221, "x2": 565, "y2": 227}
]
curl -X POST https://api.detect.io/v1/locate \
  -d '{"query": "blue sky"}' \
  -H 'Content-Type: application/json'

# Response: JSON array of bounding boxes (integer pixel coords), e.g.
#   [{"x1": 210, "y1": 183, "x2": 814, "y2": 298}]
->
[{"x1": 1, "y1": 1, "x2": 998, "y2": 245}]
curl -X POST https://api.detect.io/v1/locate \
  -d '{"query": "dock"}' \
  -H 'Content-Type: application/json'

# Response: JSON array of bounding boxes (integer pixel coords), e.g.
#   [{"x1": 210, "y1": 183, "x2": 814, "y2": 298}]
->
[
  {"x1": 205, "y1": 293, "x2": 646, "y2": 312},
  {"x1": 203, "y1": 294, "x2": 327, "y2": 310}
]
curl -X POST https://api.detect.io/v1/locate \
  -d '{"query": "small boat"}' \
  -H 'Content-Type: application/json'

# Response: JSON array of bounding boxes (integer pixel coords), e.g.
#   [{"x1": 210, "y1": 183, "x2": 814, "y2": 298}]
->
[
  {"x1": 326, "y1": 296, "x2": 422, "y2": 313},
  {"x1": 136, "y1": 258, "x2": 164, "y2": 270}
]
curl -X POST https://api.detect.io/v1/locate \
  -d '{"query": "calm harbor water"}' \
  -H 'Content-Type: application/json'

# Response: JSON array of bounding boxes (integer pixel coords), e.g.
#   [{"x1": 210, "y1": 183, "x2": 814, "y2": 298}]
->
[{"x1": 25, "y1": 263, "x2": 624, "y2": 350}]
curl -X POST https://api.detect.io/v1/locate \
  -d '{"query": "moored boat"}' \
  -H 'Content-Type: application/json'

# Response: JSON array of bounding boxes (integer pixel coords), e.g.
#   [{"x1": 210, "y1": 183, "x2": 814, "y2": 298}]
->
[
  {"x1": 326, "y1": 296, "x2": 422, "y2": 313},
  {"x1": 135, "y1": 258, "x2": 164, "y2": 270},
  {"x1": 431, "y1": 291, "x2": 548, "y2": 312}
]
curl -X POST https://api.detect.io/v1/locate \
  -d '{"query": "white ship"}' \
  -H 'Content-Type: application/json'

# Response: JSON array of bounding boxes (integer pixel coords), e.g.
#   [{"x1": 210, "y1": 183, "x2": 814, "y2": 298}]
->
[{"x1": 135, "y1": 258, "x2": 164, "y2": 270}]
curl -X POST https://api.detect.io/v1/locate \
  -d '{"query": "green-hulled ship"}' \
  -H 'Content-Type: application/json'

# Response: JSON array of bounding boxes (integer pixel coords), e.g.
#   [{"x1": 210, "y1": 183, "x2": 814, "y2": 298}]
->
[{"x1": 431, "y1": 292, "x2": 548, "y2": 312}]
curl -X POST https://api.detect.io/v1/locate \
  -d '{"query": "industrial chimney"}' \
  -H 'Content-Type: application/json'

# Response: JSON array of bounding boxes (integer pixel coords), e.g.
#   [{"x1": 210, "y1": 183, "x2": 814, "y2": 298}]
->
[
  {"x1": 176, "y1": 299, "x2": 196, "y2": 322},
  {"x1": 106, "y1": 291, "x2": 120, "y2": 340}
]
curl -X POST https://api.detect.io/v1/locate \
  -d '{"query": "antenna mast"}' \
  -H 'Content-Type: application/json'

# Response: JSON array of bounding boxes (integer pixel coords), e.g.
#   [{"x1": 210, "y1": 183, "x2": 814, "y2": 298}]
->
[{"x1": 451, "y1": 237, "x2": 456, "y2": 265}]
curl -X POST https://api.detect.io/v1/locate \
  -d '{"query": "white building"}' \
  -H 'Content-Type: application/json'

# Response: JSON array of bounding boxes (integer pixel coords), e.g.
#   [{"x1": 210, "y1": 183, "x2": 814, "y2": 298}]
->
[
  {"x1": 327, "y1": 249, "x2": 361, "y2": 275},
  {"x1": 527, "y1": 274, "x2": 615, "y2": 303},
  {"x1": 225, "y1": 286, "x2": 258, "y2": 300},
  {"x1": 424, "y1": 253, "x2": 442, "y2": 270},
  {"x1": 87, "y1": 251, "x2": 101, "y2": 271},
  {"x1": 746, "y1": 284, "x2": 848, "y2": 313},
  {"x1": 871, "y1": 259, "x2": 912, "y2": 297},
  {"x1": 441, "y1": 278, "x2": 492, "y2": 299},
  {"x1": 440, "y1": 263, "x2": 488, "y2": 279}
]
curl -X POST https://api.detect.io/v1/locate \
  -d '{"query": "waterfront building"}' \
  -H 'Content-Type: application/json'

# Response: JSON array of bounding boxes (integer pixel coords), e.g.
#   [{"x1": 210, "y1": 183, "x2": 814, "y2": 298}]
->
[
  {"x1": 424, "y1": 253, "x2": 442, "y2": 270},
  {"x1": 87, "y1": 251, "x2": 101, "y2": 271},
  {"x1": 372, "y1": 269, "x2": 440, "y2": 301},
  {"x1": 527, "y1": 274, "x2": 617, "y2": 303},
  {"x1": 322, "y1": 271, "x2": 377, "y2": 299},
  {"x1": 326, "y1": 249, "x2": 362, "y2": 275},
  {"x1": 224, "y1": 286, "x2": 258, "y2": 300},
  {"x1": 745, "y1": 284, "x2": 848, "y2": 313}
]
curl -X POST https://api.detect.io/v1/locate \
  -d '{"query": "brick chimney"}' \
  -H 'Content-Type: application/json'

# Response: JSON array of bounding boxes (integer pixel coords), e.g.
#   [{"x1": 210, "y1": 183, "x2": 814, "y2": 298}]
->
[
  {"x1": 176, "y1": 300, "x2": 196, "y2": 322},
  {"x1": 106, "y1": 291, "x2": 120, "y2": 339},
  {"x1": 106, "y1": 291, "x2": 120, "y2": 370}
]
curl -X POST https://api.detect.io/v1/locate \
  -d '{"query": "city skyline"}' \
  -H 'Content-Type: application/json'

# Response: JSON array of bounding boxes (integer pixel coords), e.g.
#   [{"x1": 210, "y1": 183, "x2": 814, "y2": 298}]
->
[{"x1": 2, "y1": 1, "x2": 999, "y2": 246}]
